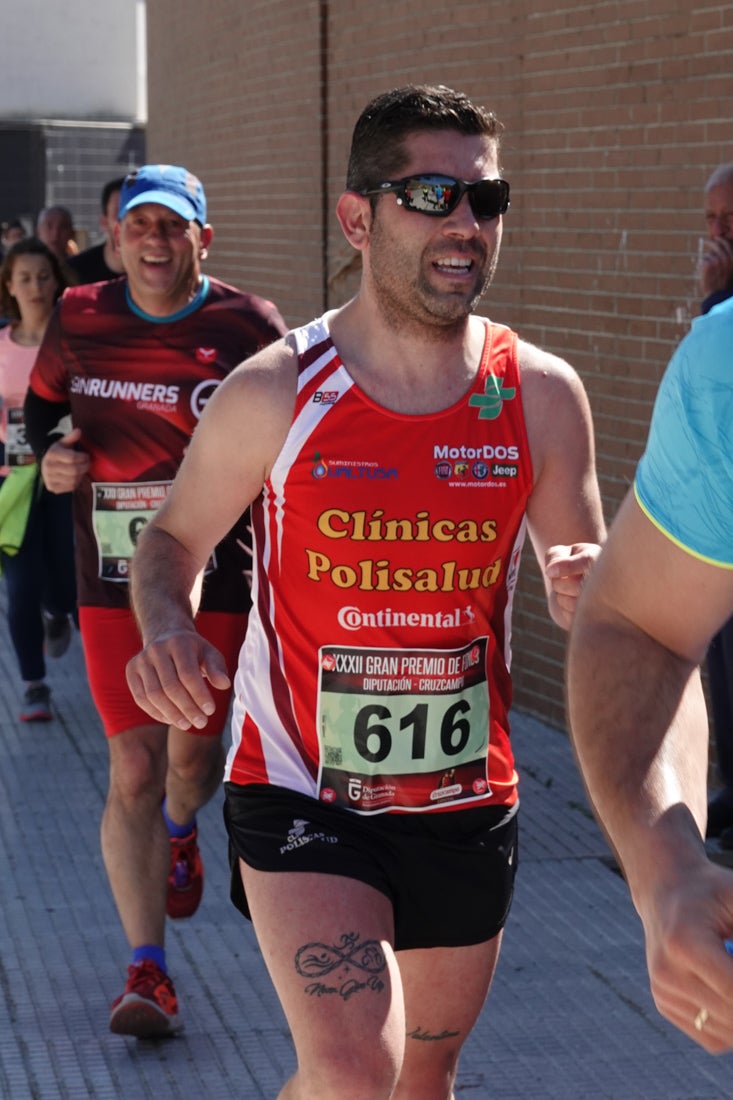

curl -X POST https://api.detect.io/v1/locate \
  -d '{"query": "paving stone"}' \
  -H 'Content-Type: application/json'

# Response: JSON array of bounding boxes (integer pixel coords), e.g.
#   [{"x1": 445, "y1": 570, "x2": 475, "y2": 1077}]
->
[{"x1": 1, "y1": 597, "x2": 732, "y2": 1098}]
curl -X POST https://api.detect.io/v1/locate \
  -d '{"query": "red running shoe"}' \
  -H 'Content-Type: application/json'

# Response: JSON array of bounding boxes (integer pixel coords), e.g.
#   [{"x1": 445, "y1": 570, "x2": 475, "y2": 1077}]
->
[
  {"x1": 167, "y1": 827, "x2": 204, "y2": 919},
  {"x1": 109, "y1": 960, "x2": 182, "y2": 1038}
]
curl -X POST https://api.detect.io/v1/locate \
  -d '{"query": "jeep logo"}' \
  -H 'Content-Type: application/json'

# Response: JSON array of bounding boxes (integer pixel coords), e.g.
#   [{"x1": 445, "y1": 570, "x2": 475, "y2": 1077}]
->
[{"x1": 491, "y1": 462, "x2": 518, "y2": 478}]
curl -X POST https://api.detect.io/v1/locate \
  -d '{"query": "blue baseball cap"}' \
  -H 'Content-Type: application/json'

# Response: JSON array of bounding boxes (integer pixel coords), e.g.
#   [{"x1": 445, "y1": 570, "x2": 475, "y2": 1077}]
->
[{"x1": 118, "y1": 164, "x2": 207, "y2": 225}]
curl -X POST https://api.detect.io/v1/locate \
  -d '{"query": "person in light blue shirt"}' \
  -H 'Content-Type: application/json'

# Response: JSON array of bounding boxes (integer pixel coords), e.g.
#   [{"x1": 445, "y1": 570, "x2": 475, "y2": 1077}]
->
[
  {"x1": 694, "y1": 164, "x2": 733, "y2": 839},
  {"x1": 567, "y1": 294, "x2": 733, "y2": 1054},
  {"x1": 635, "y1": 297, "x2": 733, "y2": 564}
]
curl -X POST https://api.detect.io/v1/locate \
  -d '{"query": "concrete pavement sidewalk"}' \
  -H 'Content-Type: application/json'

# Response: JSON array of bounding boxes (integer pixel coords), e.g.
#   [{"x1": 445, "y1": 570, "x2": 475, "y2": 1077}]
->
[{"x1": 1, "y1": 613, "x2": 732, "y2": 1099}]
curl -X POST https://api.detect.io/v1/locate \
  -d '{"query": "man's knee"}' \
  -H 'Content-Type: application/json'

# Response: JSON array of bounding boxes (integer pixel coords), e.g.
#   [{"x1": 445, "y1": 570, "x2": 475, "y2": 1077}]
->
[
  {"x1": 108, "y1": 726, "x2": 167, "y2": 803},
  {"x1": 395, "y1": 1044, "x2": 460, "y2": 1100},
  {"x1": 167, "y1": 732, "x2": 224, "y2": 790},
  {"x1": 292, "y1": 1046, "x2": 401, "y2": 1100}
]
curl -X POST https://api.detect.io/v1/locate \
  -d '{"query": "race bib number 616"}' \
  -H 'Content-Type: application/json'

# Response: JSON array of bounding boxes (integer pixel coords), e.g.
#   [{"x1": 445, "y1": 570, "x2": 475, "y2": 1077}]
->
[{"x1": 316, "y1": 638, "x2": 491, "y2": 813}]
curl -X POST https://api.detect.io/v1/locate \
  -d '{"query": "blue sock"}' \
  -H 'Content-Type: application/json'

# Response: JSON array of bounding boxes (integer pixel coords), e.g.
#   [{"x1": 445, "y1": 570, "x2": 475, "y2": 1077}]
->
[
  {"x1": 162, "y1": 796, "x2": 196, "y2": 839},
  {"x1": 132, "y1": 944, "x2": 167, "y2": 973}
]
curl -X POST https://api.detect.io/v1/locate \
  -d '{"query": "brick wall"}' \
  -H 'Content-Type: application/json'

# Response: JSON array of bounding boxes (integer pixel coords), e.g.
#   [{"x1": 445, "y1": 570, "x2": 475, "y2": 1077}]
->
[
  {"x1": 146, "y1": 0, "x2": 326, "y2": 320},
  {"x1": 147, "y1": 0, "x2": 733, "y2": 727}
]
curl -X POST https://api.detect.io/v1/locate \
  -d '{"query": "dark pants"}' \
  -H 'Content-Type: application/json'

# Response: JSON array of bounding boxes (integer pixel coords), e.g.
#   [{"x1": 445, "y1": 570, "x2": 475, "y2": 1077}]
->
[
  {"x1": 1, "y1": 487, "x2": 76, "y2": 682},
  {"x1": 707, "y1": 619, "x2": 733, "y2": 790}
]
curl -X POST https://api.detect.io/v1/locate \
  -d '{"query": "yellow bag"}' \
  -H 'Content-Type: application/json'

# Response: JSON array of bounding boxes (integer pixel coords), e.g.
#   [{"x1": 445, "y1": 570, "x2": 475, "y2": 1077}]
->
[{"x1": 0, "y1": 463, "x2": 40, "y2": 559}]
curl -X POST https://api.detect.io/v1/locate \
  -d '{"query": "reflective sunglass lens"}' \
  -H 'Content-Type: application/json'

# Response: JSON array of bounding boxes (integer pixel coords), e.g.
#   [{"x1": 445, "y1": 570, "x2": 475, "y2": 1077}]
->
[
  {"x1": 401, "y1": 178, "x2": 456, "y2": 214},
  {"x1": 399, "y1": 177, "x2": 508, "y2": 219}
]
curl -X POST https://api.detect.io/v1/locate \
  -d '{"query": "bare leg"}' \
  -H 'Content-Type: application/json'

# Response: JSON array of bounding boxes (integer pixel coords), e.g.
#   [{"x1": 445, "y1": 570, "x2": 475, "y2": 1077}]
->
[
  {"x1": 395, "y1": 935, "x2": 503, "y2": 1099},
  {"x1": 240, "y1": 863, "x2": 404, "y2": 1100},
  {"x1": 164, "y1": 725, "x2": 224, "y2": 826},
  {"x1": 102, "y1": 723, "x2": 224, "y2": 949},
  {"x1": 101, "y1": 724, "x2": 169, "y2": 947}
]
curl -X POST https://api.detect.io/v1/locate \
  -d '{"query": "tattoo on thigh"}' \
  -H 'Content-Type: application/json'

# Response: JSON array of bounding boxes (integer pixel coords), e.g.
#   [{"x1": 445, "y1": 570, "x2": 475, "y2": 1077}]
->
[
  {"x1": 295, "y1": 931, "x2": 386, "y2": 1001},
  {"x1": 407, "y1": 1026, "x2": 461, "y2": 1042}
]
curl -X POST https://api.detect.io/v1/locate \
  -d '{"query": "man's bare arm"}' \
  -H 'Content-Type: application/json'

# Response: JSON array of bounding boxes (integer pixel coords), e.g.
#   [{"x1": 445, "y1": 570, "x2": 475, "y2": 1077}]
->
[
  {"x1": 519, "y1": 341, "x2": 606, "y2": 630},
  {"x1": 127, "y1": 338, "x2": 296, "y2": 729},
  {"x1": 567, "y1": 491, "x2": 733, "y2": 1051}
]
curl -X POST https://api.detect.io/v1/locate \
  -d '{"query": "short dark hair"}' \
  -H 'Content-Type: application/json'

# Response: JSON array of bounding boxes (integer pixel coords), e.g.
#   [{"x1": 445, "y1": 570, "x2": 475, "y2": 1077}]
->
[
  {"x1": 0, "y1": 237, "x2": 67, "y2": 320},
  {"x1": 102, "y1": 177, "x2": 126, "y2": 213},
  {"x1": 346, "y1": 84, "x2": 504, "y2": 194}
]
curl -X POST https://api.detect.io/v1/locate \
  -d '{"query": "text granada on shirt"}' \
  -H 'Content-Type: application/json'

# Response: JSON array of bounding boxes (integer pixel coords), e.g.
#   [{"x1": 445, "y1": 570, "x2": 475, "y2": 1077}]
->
[{"x1": 305, "y1": 508, "x2": 503, "y2": 594}]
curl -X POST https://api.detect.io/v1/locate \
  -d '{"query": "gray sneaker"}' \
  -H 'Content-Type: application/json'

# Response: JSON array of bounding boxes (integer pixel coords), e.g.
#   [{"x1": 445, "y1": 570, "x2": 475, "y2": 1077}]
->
[
  {"x1": 43, "y1": 613, "x2": 72, "y2": 659},
  {"x1": 19, "y1": 683, "x2": 53, "y2": 722}
]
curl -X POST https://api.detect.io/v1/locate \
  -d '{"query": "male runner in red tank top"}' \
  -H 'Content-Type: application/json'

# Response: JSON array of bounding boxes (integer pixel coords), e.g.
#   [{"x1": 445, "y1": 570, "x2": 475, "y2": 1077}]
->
[{"x1": 127, "y1": 89, "x2": 605, "y2": 1095}]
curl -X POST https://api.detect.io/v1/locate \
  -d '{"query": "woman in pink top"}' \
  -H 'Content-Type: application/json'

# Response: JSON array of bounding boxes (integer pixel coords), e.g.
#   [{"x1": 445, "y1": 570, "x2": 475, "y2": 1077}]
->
[{"x1": 0, "y1": 238, "x2": 76, "y2": 720}]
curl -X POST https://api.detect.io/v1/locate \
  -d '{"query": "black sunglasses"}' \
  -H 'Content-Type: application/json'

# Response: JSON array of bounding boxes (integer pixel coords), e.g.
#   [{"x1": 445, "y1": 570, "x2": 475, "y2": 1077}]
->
[{"x1": 360, "y1": 174, "x2": 510, "y2": 220}]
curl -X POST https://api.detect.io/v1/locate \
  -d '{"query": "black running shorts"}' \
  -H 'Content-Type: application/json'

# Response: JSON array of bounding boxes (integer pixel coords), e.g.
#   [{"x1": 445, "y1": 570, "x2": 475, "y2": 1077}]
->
[{"x1": 223, "y1": 782, "x2": 518, "y2": 950}]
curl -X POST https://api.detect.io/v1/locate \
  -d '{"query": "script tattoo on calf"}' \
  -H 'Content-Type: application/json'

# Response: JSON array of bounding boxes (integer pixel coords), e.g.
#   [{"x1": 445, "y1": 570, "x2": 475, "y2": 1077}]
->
[
  {"x1": 295, "y1": 931, "x2": 386, "y2": 1001},
  {"x1": 407, "y1": 1025, "x2": 460, "y2": 1042}
]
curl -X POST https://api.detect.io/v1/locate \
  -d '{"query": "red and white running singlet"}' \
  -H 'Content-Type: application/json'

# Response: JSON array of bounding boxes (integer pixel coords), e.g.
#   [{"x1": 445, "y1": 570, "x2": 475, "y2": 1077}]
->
[{"x1": 226, "y1": 315, "x2": 533, "y2": 815}]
